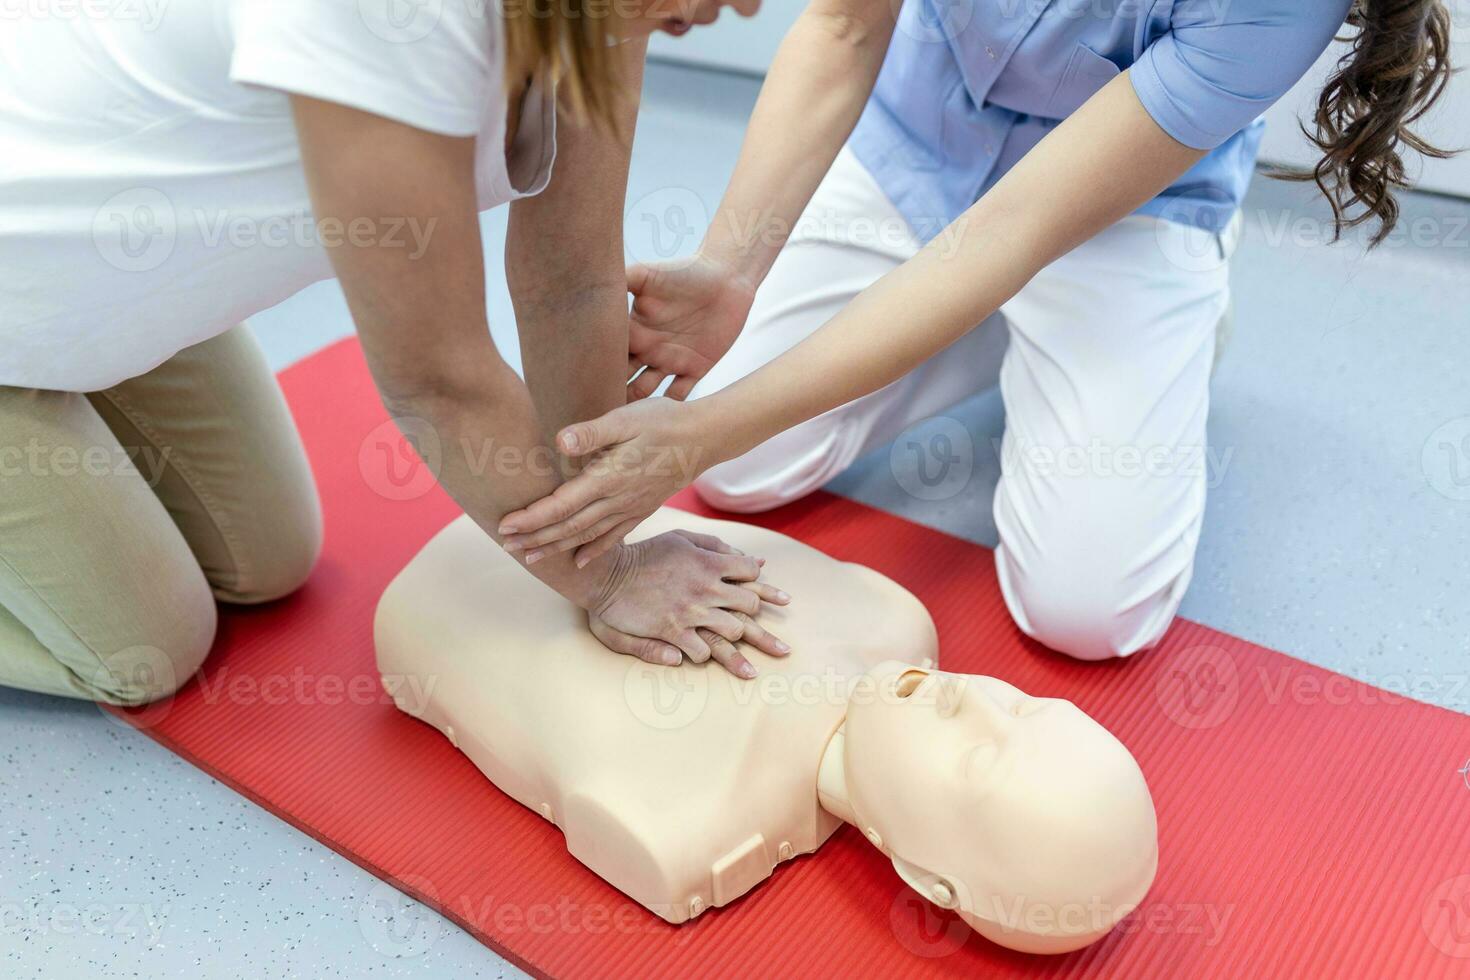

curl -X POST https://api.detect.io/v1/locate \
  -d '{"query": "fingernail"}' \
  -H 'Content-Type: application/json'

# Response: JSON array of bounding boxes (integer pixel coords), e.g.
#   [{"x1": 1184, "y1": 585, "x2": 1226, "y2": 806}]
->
[
  {"x1": 503, "y1": 541, "x2": 522, "y2": 553},
  {"x1": 575, "y1": 555, "x2": 590, "y2": 569},
  {"x1": 525, "y1": 550, "x2": 543, "y2": 565},
  {"x1": 661, "y1": 650, "x2": 681, "y2": 666},
  {"x1": 757, "y1": 558, "x2": 766, "y2": 567},
  {"x1": 775, "y1": 640, "x2": 791, "y2": 653},
  {"x1": 739, "y1": 662, "x2": 758, "y2": 679},
  {"x1": 775, "y1": 590, "x2": 790, "y2": 603},
  {"x1": 499, "y1": 523, "x2": 518, "y2": 535},
  {"x1": 561, "y1": 433, "x2": 579, "y2": 452}
]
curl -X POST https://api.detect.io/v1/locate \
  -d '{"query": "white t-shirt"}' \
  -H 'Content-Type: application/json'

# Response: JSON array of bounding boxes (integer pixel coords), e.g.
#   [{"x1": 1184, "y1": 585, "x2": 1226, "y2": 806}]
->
[{"x1": 0, "y1": 0, "x2": 556, "y2": 391}]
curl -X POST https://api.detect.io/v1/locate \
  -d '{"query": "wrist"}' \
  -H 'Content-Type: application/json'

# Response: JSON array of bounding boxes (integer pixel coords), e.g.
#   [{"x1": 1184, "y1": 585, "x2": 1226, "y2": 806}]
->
[
  {"x1": 697, "y1": 237, "x2": 768, "y2": 299},
  {"x1": 563, "y1": 541, "x2": 638, "y2": 613},
  {"x1": 684, "y1": 391, "x2": 755, "y2": 475}
]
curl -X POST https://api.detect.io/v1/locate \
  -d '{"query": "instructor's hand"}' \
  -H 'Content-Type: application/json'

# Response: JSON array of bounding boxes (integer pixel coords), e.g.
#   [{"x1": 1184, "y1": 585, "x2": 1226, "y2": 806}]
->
[
  {"x1": 625, "y1": 253, "x2": 755, "y2": 401},
  {"x1": 500, "y1": 398, "x2": 725, "y2": 567},
  {"x1": 587, "y1": 529, "x2": 790, "y2": 678}
]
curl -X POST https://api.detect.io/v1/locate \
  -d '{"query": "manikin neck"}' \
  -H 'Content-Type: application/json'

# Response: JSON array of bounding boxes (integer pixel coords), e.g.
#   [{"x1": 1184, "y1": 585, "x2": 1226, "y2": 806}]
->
[{"x1": 816, "y1": 721, "x2": 858, "y2": 827}]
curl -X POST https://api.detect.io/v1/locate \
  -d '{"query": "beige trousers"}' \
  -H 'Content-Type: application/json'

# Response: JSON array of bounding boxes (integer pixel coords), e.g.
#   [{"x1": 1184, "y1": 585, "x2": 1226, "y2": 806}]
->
[{"x1": 0, "y1": 325, "x2": 322, "y2": 705}]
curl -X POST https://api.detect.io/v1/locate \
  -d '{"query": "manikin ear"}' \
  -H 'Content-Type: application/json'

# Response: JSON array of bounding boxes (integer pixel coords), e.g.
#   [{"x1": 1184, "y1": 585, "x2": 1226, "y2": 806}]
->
[{"x1": 891, "y1": 855, "x2": 962, "y2": 911}]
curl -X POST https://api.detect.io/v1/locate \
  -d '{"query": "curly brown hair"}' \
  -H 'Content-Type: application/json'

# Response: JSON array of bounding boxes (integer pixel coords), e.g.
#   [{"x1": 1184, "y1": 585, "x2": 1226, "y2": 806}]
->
[{"x1": 1279, "y1": 0, "x2": 1457, "y2": 246}]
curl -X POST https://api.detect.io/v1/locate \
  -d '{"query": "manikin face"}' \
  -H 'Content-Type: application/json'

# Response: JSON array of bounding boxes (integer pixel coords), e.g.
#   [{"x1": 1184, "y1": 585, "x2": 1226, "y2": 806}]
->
[
  {"x1": 621, "y1": 0, "x2": 762, "y2": 38},
  {"x1": 844, "y1": 663, "x2": 1158, "y2": 954}
]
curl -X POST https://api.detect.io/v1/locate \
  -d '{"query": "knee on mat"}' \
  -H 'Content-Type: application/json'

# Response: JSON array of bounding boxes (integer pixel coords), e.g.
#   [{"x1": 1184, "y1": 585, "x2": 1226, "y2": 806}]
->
[
  {"x1": 997, "y1": 553, "x2": 1182, "y2": 662},
  {"x1": 89, "y1": 603, "x2": 218, "y2": 706},
  {"x1": 694, "y1": 461, "x2": 811, "y2": 514},
  {"x1": 212, "y1": 500, "x2": 324, "y2": 605}
]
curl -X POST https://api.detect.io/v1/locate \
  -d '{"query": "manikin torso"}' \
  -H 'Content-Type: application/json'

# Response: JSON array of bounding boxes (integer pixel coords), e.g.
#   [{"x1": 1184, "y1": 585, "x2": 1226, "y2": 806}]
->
[{"x1": 375, "y1": 509, "x2": 940, "y2": 924}]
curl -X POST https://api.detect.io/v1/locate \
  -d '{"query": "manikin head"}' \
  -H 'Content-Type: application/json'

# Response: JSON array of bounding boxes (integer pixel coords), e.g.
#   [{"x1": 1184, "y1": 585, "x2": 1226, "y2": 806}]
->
[{"x1": 844, "y1": 662, "x2": 1157, "y2": 954}]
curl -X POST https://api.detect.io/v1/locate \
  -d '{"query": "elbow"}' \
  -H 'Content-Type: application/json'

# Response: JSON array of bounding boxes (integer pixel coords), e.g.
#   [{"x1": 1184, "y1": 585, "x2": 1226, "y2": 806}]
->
[{"x1": 374, "y1": 353, "x2": 519, "y2": 422}]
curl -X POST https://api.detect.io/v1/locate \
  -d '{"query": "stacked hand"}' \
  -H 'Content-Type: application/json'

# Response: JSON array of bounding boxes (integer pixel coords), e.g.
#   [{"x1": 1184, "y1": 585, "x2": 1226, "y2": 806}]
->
[
  {"x1": 506, "y1": 251, "x2": 775, "y2": 678},
  {"x1": 584, "y1": 529, "x2": 790, "y2": 679},
  {"x1": 501, "y1": 250, "x2": 755, "y2": 567}
]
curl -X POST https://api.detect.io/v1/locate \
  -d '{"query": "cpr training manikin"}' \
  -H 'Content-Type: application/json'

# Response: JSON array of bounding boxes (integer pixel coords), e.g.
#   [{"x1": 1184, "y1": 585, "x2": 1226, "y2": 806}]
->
[{"x1": 374, "y1": 508, "x2": 1158, "y2": 954}]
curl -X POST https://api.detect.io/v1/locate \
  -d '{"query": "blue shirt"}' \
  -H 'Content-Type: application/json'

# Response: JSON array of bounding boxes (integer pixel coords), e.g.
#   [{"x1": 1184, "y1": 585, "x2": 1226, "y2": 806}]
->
[{"x1": 849, "y1": 0, "x2": 1353, "y2": 240}]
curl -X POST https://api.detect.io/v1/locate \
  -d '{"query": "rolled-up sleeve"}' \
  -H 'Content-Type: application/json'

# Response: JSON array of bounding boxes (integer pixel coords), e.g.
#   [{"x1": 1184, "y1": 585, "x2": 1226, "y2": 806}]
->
[{"x1": 1130, "y1": 0, "x2": 1353, "y2": 150}]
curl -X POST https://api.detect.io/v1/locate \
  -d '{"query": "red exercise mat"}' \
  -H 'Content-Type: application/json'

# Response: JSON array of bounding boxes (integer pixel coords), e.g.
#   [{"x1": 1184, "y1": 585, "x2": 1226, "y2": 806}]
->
[{"x1": 113, "y1": 337, "x2": 1470, "y2": 978}]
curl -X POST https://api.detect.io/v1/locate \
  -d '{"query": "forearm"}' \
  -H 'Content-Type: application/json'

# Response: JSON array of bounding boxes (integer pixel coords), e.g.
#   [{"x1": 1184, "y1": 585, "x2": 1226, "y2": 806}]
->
[
  {"x1": 699, "y1": 72, "x2": 1207, "y2": 462},
  {"x1": 512, "y1": 281, "x2": 629, "y2": 442},
  {"x1": 289, "y1": 92, "x2": 622, "y2": 605},
  {"x1": 383, "y1": 354, "x2": 616, "y2": 606},
  {"x1": 509, "y1": 39, "x2": 646, "y2": 438},
  {"x1": 700, "y1": 4, "x2": 893, "y2": 286}
]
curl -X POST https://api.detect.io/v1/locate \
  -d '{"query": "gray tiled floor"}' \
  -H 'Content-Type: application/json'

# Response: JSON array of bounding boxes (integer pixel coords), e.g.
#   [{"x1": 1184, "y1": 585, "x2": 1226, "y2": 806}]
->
[{"x1": 4, "y1": 62, "x2": 1468, "y2": 978}]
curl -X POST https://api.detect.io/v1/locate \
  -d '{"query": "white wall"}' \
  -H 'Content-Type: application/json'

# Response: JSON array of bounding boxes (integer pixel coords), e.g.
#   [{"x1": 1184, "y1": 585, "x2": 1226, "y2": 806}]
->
[
  {"x1": 647, "y1": 0, "x2": 802, "y2": 75},
  {"x1": 1259, "y1": 7, "x2": 1470, "y2": 199},
  {"x1": 650, "y1": 1, "x2": 1470, "y2": 199}
]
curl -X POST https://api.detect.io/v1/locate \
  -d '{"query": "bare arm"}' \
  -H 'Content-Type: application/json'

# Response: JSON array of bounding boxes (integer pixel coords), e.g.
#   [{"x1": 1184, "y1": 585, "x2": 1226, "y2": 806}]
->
[
  {"x1": 290, "y1": 86, "x2": 788, "y2": 672},
  {"x1": 698, "y1": 0, "x2": 895, "y2": 286},
  {"x1": 624, "y1": 0, "x2": 896, "y2": 398},
  {"x1": 699, "y1": 72, "x2": 1208, "y2": 458},
  {"x1": 501, "y1": 73, "x2": 1210, "y2": 559},
  {"x1": 508, "y1": 40, "x2": 647, "y2": 443},
  {"x1": 289, "y1": 94, "x2": 611, "y2": 603}
]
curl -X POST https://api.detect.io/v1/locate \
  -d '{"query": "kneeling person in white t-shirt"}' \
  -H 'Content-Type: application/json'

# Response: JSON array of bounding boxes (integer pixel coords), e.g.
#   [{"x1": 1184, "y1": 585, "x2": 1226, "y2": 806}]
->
[{"x1": 0, "y1": 0, "x2": 777, "y2": 705}]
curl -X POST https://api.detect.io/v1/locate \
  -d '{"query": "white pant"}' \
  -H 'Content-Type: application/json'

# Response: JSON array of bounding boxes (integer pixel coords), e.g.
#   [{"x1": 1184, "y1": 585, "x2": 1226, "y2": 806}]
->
[{"x1": 692, "y1": 147, "x2": 1238, "y2": 661}]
